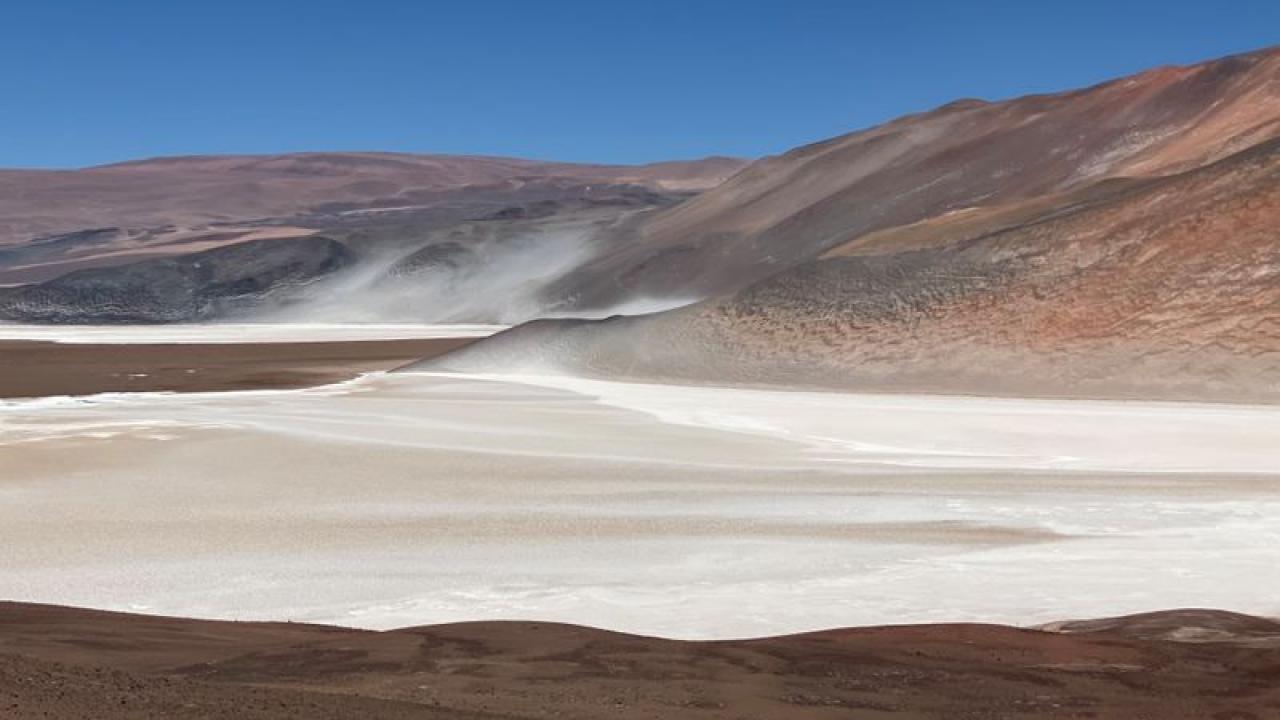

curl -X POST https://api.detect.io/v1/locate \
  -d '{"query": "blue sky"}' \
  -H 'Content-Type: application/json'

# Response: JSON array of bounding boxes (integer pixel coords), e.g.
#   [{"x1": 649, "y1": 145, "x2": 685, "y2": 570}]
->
[{"x1": 2, "y1": 0, "x2": 1276, "y2": 168}]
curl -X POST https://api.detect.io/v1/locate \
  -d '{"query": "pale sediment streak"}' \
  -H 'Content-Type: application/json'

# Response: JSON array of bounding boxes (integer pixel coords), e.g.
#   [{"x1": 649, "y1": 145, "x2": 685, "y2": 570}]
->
[{"x1": 404, "y1": 371, "x2": 1280, "y2": 474}]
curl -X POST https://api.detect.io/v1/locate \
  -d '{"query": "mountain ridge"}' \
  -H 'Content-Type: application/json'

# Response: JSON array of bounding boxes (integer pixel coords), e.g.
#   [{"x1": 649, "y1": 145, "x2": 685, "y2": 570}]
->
[{"x1": 410, "y1": 45, "x2": 1280, "y2": 402}]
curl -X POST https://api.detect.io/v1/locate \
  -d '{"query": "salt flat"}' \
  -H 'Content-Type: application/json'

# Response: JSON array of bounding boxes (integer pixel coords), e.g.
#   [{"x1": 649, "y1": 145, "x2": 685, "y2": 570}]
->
[
  {"x1": 1, "y1": 370, "x2": 1278, "y2": 638},
  {"x1": 0, "y1": 323, "x2": 506, "y2": 344}
]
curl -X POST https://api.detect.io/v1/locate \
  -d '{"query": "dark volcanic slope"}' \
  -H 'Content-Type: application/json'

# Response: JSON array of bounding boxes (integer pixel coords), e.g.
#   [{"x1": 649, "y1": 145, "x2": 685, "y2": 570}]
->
[
  {"x1": 0, "y1": 236, "x2": 354, "y2": 323},
  {"x1": 2, "y1": 603, "x2": 1279, "y2": 720},
  {"x1": 0, "y1": 184, "x2": 694, "y2": 324},
  {"x1": 418, "y1": 47, "x2": 1280, "y2": 402}
]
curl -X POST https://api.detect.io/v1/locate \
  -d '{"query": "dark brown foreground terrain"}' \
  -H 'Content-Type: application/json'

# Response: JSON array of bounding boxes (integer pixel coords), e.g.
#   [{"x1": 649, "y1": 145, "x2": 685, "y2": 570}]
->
[
  {"x1": 0, "y1": 337, "x2": 473, "y2": 398},
  {"x1": 1, "y1": 603, "x2": 1278, "y2": 719}
]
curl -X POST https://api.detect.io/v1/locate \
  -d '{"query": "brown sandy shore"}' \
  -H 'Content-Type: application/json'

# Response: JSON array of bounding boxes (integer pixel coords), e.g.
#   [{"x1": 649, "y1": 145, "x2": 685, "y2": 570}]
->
[
  {"x1": 1, "y1": 603, "x2": 1278, "y2": 719},
  {"x1": 0, "y1": 338, "x2": 475, "y2": 399}
]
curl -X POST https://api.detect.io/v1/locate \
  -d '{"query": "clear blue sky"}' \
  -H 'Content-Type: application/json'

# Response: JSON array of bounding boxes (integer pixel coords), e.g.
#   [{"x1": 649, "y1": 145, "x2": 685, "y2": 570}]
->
[{"x1": 2, "y1": 0, "x2": 1277, "y2": 168}]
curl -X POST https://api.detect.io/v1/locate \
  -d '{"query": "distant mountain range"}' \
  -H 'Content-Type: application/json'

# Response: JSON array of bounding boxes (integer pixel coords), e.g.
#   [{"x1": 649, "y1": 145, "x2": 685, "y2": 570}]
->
[
  {"x1": 0, "y1": 152, "x2": 745, "y2": 252},
  {"x1": 0, "y1": 154, "x2": 746, "y2": 321},
  {"x1": 4, "y1": 45, "x2": 1279, "y2": 401}
]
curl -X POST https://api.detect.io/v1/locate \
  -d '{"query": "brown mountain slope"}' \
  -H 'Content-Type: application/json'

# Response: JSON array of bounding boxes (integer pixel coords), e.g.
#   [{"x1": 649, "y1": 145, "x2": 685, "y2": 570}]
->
[
  {"x1": 423, "y1": 136, "x2": 1280, "y2": 401},
  {"x1": 418, "y1": 48, "x2": 1280, "y2": 402},
  {"x1": 2, "y1": 602, "x2": 1279, "y2": 719},
  {"x1": 557, "y1": 46, "x2": 1279, "y2": 306}
]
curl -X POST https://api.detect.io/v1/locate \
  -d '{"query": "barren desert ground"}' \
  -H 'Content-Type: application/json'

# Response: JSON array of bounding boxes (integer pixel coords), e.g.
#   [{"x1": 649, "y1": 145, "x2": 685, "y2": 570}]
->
[
  {"x1": 0, "y1": 324, "x2": 499, "y2": 397},
  {"x1": 3, "y1": 601, "x2": 1280, "y2": 720}
]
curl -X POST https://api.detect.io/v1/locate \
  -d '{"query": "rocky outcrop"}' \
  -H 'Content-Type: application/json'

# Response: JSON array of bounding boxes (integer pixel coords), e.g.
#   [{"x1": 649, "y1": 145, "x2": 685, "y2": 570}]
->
[{"x1": 0, "y1": 236, "x2": 354, "y2": 323}]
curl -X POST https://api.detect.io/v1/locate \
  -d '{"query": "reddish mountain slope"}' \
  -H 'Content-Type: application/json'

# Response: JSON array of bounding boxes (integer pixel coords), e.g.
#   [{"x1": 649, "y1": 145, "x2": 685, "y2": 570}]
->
[
  {"x1": 422, "y1": 47, "x2": 1280, "y2": 402},
  {"x1": 561, "y1": 46, "x2": 1280, "y2": 303}
]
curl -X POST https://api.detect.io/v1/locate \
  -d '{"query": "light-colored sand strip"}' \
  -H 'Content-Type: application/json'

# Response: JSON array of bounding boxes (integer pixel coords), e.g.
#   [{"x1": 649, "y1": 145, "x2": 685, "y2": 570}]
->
[
  {"x1": 0, "y1": 323, "x2": 507, "y2": 344},
  {"x1": 406, "y1": 371, "x2": 1280, "y2": 474},
  {"x1": 7, "y1": 370, "x2": 1280, "y2": 473}
]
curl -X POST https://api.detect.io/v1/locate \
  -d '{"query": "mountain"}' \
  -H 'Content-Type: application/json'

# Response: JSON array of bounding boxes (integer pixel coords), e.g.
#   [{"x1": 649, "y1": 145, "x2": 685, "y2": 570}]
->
[
  {"x1": 0, "y1": 154, "x2": 747, "y2": 322},
  {"x1": 521, "y1": 47, "x2": 1277, "y2": 309},
  {"x1": 5, "y1": 47, "x2": 1278, "y2": 399},
  {"x1": 412, "y1": 46, "x2": 1280, "y2": 402},
  {"x1": 0, "y1": 152, "x2": 744, "y2": 250}
]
